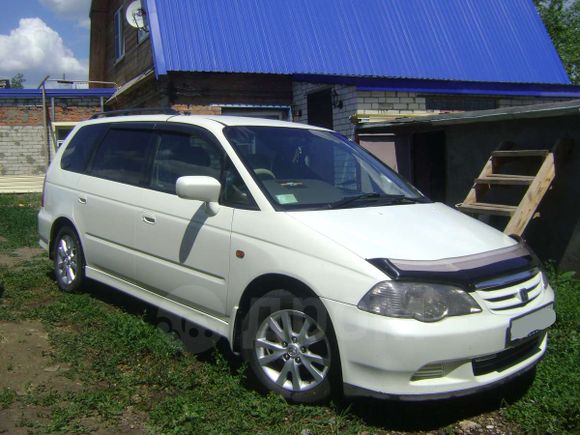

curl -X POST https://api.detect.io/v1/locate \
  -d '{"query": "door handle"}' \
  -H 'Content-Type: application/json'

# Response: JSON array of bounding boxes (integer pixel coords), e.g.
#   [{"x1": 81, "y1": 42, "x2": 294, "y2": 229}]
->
[
  {"x1": 142, "y1": 214, "x2": 156, "y2": 224},
  {"x1": 78, "y1": 196, "x2": 87, "y2": 205}
]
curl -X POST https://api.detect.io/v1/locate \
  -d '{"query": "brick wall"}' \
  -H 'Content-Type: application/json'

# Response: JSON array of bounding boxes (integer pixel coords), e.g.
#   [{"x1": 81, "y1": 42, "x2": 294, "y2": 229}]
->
[
  {"x1": 356, "y1": 91, "x2": 427, "y2": 116},
  {"x1": 0, "y1": 96, "x2": 104, "y2": 176},
  {"x1": 293, "y1": 81, "x2": 574, "y2": 137}
]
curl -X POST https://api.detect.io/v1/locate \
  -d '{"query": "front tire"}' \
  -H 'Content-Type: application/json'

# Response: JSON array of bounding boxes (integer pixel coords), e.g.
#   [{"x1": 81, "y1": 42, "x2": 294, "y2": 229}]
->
[
  {"x1": 53, "y1": 226, "x2": 85, "y2": 292},
  {"x1": 241, "y1": 289, "x2": 339, "y2": 403}
]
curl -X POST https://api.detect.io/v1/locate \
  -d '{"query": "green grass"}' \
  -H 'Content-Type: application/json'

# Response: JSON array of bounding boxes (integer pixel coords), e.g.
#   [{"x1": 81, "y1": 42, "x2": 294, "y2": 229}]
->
[
  {"x1": 0, "y1": 193, "x2": 578, "y2": 433},
  {"x1": 502, "y1": 266, "x2": 580, "y2": 433},
  {"x1": 0, "y1": 388, "x2": 16, "y2": 409},
  {"x1": 0, "y1": 193, "x2": 41, "y2": 252}
]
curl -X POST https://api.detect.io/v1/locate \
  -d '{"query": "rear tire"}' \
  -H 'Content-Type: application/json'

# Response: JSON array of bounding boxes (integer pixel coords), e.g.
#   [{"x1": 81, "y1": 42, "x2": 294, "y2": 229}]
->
[
  {"x1": 53, "y1": 226, "x2": 85, "y2": 292},
  {"x1": 241, "y1": 289, "x2": 340, "y2": 403}
]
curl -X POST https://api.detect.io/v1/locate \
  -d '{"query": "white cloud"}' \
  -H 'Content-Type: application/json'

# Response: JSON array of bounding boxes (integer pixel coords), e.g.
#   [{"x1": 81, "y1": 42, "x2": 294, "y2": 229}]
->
[
  {"x1": 39, "y1": 0, "x2": 90, "y2": 28},
  {"x1": 39, "y1": 0, "x2": 90, "y2": 20},
  {"x1": 76, "y1": 18, "x2": 91, "y2": 30},
  {"x1": 0, "y1": 18, "x2": 88, "y2": 86}
]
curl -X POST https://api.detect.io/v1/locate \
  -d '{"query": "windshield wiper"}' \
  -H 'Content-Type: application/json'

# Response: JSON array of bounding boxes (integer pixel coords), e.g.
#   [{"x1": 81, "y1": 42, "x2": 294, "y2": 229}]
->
[{"x1": 329, "y1": 193, "x2": 417, "y2": 209}]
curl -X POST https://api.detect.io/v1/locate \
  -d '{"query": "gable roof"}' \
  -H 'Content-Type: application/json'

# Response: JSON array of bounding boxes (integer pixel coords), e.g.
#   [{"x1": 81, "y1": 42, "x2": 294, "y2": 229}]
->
[{"x1": 145, "y1": 0, "x2": 570, "y2": 85}]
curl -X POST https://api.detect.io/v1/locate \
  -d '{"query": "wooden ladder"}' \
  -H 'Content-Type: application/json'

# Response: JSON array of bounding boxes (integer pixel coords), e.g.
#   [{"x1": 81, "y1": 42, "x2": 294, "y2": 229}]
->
[{"x1": 456, "y1": 149, "x2": 556, "y2": 236}]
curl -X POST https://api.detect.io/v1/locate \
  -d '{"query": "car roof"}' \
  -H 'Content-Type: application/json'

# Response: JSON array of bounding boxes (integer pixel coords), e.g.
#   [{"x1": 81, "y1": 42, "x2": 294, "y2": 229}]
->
[{"x1": 80, "y1": 114, "x2": 330, "y2": 131}]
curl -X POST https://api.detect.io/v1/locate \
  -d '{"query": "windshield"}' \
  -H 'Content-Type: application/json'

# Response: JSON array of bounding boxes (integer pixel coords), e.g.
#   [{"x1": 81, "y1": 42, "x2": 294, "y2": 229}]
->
[{"x1": 223, "y1": 126, "x2": 428, "y2": 210}]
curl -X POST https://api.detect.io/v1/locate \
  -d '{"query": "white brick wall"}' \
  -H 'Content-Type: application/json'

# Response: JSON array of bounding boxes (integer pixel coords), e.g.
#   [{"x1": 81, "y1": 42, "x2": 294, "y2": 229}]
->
[
  {"x1": 0, "y1": 126, "x2": 47, "y2": 176},
  {"x1": 293, "y1": 80, "x2": 575, "y2": 137}
]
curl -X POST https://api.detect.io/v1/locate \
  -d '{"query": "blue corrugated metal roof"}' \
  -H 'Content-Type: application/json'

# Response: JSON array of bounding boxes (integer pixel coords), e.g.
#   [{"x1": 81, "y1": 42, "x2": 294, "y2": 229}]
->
[
  {"x1": 145, "y1": 0, "x2": 570, "y2": 85},
  {"x1": 0, "y1": 89, "x2": 115, "y2": 99}
]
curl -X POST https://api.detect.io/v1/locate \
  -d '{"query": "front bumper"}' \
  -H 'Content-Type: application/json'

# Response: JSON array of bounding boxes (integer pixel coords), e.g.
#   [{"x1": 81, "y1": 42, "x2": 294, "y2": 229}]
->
[{"x1": 322, "y1": 285, "x2": 554, "y2": 399}]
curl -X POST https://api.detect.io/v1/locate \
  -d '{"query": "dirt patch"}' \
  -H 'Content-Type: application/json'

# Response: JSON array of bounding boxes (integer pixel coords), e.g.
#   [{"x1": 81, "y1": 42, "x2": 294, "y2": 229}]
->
[
  {"x1": 0, "y1": 236, "x2": 7, "y2": 243},
  {"x1": 0, "y1": 321, "x2": 79, "y2": 394},
  {"x1": 0, "y1": 254, "x2": 18, "y2": 268},
  {"x1": 0, "y1": 247, "x2": 44, "y2": 268},
  {"x1": 0, "y1": 321, "x2": 147, "y2": 433},
  {"x1": 0, "y1": 321, "x2": 81, "y2": 433}
]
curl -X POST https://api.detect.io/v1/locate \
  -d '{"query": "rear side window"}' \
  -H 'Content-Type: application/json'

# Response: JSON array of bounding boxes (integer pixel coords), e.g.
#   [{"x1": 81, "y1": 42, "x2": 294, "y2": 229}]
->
[
  {"x1": 60, "y1": 124, "x2": 108, "y2": 173},
  {"x1": 89, "y1": 128, "x2": 154, "y2": 186}
]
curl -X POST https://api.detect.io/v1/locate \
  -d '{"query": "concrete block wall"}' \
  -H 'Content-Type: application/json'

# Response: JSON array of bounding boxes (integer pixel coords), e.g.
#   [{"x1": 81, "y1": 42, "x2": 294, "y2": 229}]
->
[
  {"x1": 0, "y1": 97, "x2": 104, "y2": 176},
  {"x1": 0, "y1": 126, "x2": 46, "y2": 176},
  {"x1": 356, "y1": 91, "x2": 427, "y2": 116}
]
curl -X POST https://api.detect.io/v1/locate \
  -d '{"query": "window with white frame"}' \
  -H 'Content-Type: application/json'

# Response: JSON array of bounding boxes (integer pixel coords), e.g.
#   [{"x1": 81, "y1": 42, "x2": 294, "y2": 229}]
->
[
  {"x1": 52, "y1": 122, "x2": 77, "y2": 149},
  {"x1": 114, "y1": 7, "x2": 125, "y2": 61}
]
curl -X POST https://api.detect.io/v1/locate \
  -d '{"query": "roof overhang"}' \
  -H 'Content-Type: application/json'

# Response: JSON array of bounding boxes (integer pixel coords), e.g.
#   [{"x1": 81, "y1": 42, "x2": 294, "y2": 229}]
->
[
  {"x1": 357, "y1": 99, "x2": 580, "y2": 131},
  {"x1": 105, "y1": 69, "x2": 155, "y2": 104},
  {"x1": 0, "y1": 88, "x2": 115, "y2": 99},
  {"x1": 293, "y1": 75, "x2": 580, "y2": 99}
]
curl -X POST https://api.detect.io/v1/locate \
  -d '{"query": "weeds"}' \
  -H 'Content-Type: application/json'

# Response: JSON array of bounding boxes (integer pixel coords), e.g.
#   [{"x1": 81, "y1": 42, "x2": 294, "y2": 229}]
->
[{"x1": 0, "y1": 193, "x2": 578, "y2": 433}]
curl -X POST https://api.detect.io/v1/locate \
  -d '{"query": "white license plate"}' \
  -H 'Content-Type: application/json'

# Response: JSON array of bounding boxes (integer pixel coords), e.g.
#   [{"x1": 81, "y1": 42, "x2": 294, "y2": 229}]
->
[{"x1": 509, "y1": 304, "x2": 556, "y2": 343}]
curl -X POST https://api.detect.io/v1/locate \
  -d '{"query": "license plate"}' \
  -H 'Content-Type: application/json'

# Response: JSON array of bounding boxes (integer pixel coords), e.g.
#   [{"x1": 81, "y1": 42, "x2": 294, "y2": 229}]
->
[{"x1": 508, "y1": 304, "x2": 556, "y2": 343}]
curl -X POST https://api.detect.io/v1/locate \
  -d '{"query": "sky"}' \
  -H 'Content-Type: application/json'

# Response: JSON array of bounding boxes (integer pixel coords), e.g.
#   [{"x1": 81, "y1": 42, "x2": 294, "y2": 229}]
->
[{"x1": 0, "y1": 0, "x2": 91, "y2": 88}]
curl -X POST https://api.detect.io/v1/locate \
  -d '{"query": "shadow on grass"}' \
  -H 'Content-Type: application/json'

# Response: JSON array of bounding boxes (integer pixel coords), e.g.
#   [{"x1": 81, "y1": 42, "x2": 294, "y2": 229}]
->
[
  {"x1": 78, "y1": 278, "x2": 240, "y2": 365},
  {"x1": 68, "y1": 276, "x2": 535, "y2": 432},
  {"x1": 337, "y1": 369, "x2": 535, "y2": 431}
]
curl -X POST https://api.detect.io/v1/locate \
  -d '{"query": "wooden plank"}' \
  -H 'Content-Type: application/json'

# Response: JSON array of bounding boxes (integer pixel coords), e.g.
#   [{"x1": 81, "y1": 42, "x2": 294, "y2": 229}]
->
[
  {"x1": 457, "y1": 202, "x2": 516, "y2": 217},
  {"x1": 0, "y1": 176, "x2": 44, "y2": 194},
  {"x1": 475, "y1": 175, "x2": 535, "y2": 186},
  {"x1": 492, "y1": 150, "x2": 549, "y2": 158},
  {"x1": 463, "y1": 155, "x2": 494, "y2": 205},
  {"x1": 504, "y1": 153, "x2": 555, "y2": 236}
]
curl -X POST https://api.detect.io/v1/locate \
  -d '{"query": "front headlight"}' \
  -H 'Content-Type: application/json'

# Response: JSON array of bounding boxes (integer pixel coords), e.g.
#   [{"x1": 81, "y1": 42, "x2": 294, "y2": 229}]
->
[{"x1": 357, "y1": 281, "x2": 482, "y2": 322}]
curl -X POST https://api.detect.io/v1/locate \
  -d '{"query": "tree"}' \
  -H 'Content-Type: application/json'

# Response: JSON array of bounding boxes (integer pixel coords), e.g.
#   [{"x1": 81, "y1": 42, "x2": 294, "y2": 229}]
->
[
  {"x1": 534, "y1": 0, "x2": 580, "y2": 84},
  {"x1": 10, "y1": 73, "x2": 25, "y2": 89}
]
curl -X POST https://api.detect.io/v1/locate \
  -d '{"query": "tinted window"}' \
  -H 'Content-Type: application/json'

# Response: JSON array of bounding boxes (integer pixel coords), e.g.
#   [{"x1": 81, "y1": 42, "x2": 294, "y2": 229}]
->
[
  {"x1": 60, "y1": 124, "x2": 108, "y2": 173},
  {"x1": 150, "y1": 130, "x2": 223, "y2": 194},
  {"x1": 90, "y1": 128, "x2": 154, "y2": 186},
  {"x1": 224, "y1": 126, "x2": 426, "y2": 210},
  {"x1": 221, "y1": 158, "x2": 254, "y2": 208}
]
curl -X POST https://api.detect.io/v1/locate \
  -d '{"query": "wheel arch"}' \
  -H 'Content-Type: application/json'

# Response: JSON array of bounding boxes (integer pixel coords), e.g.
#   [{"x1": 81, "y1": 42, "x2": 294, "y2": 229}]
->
[
  {"x1": 49, "y1": 217, "x2": 78, "y2": 259},
  {"x1": 231, "y1": 273, "x2": 321, "y2": 353}
]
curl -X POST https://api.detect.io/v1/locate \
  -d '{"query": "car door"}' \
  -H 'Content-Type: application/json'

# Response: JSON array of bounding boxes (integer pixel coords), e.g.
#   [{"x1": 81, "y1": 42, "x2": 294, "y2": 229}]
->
[
  {"x1": 76, "y1": 123, "x2": 155, "y2": 281},
  {"x1": 134, "y1": 124, "x2": 237, "y2": 316}
]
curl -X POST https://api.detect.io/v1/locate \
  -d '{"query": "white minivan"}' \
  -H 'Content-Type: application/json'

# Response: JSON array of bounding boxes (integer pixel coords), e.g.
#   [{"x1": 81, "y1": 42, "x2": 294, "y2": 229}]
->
[{"x1": 38, "y1": 114, "x2": 556, "y2": 403}]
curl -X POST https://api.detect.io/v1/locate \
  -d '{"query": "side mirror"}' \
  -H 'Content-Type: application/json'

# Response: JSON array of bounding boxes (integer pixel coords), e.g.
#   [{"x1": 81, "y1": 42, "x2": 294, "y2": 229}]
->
[{"x1": 176, "y1": 176, "x2": 221, "y2": 213}]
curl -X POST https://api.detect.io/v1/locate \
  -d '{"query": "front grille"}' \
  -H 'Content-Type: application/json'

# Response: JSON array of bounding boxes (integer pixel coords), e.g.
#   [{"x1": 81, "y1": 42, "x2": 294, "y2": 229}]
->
[
  {"x1": 475, "y1": 270, "x2": 544, "y2": 312},
  {"x1": 472, "y1": 335, "x2": 542, "y2": 376}
]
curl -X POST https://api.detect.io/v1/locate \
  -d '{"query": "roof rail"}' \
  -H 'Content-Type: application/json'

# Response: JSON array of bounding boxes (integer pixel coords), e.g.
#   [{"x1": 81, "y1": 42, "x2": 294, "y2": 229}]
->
[{"x1": 90, "y1": 108, "x2": 180, "y2": 119}]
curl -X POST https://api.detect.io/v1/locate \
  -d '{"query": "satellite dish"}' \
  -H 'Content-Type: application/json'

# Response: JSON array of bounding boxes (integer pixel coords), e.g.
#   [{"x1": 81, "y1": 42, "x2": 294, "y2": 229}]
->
[{"x1": 126, "y1": 0, "x2": 147, "y2": 30}]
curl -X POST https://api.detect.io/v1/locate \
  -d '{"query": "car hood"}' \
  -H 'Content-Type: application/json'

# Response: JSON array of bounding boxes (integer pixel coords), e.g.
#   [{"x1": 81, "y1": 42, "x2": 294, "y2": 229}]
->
[{"x1": 287, "y1": 202, "x2": 516, "y2": 261}]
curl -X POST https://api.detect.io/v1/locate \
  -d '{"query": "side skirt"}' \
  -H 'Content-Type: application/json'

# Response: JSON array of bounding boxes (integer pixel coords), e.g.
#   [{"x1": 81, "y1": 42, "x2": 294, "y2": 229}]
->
[{"x1": 85, "y1": 266, "x2": 231, "y2": 339}]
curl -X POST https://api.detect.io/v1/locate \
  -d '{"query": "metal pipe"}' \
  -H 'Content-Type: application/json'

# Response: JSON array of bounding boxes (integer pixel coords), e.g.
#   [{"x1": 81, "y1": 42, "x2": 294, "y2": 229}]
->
[{"x1": 39, "y1": 76, "x2": 51, "y2": 166}]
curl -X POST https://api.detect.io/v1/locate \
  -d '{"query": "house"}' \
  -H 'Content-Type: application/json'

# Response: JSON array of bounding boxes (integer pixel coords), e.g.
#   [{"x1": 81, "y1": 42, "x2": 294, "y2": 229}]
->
[{"x1": 89, "y1": 0, "x2": 580, "y2": 138}]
